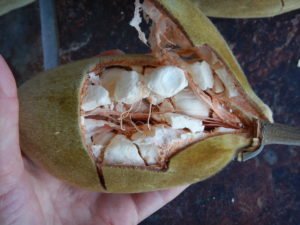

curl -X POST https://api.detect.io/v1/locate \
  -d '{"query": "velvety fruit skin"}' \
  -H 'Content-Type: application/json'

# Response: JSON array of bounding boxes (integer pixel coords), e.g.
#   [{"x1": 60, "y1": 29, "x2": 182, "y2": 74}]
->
[
  {"x1": 189, "y1": 0, "x2": 300, "y2": 18},
  {"x1": 0, "y1": 0, "x2": 35, "y2": 16},
  {"x1": 19, "y1": 55, "x2": 159, "y2": 192},
  {"x1": 103, "y1": 135, "x2": 250, "y2": 193},
  {"x1": 19, "y1": 57, "x2": 105, "y2": 192},
  {"x1": 19, "y1": 54, "x2": 251, "y2": 193},
  {"x1": 19, "y1": 0, "x2": 273, "y2": 193},
  {"x1": 154, "y1": 0, "x2": 273, "y2": 123}
]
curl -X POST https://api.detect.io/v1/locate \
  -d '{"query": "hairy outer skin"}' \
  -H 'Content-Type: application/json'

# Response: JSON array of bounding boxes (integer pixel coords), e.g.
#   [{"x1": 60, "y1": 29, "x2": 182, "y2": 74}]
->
[
  {"x1": 19, "y1": 0, "x2": 273, "y2": 193},
  {"x1": 103, "y1": 134, "x2": 251, "y2": 193},
  {"x1": 19, "y1": 54, "x2": 161, "y2": 192},
  {"x1": 19, "y1": 57, "x2": 104, "y2": 192},
  {"x1": 1, "y1": 0, "x2": 298, "y2": 18},
  {"x1": 19, "y1": 54, "x2": 251, "y2": 193},
  {"x1": 0, "y1": 0, "x2": 35, "y2": 16},
  {"x1": 154, "y1": 0, "x2": 273, "y2": 122},
  {"x1": 189, "y1": 0, "x2": 300, "y2": 18},
  {"x1": 18, "y1": 55, "x2": 160, "y2": 192}
]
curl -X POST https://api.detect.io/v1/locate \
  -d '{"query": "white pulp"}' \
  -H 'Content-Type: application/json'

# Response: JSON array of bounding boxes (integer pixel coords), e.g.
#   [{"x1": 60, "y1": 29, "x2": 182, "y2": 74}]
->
[
  {"x1": 89, "y1": 72, "x2": 101, "y2": 85},
  {"x1": 114, "y1": 70, "x2": 147, "y2": 104},
  {"x1": 83, "y1": 118, "x2": 106, "y2": 133},
  {"x1": 101, "y1": 68, "x2": 125, "y2": 95},
  {"x1": 138, "y1": 145, "x2": 161, "y2": 165},
  {"x1": 163, "y1": 113, "x2": 204, "y2": 133},
  {"x1": 80, "y1": 59, "x2": 243, "y2": 167},
  {"x1": 172, "y1": 89, "x2": 210, "y2": 117},
  {"x1": 146, "y1": 66, "x2": 188, "y2": 98},
  {"x1": 104, "y1": 135, "x2": 145, "y2": 165},
  {"x1": 91, "y1": 132, "x2": 115, "y2": 158},
  {"x1": 81, "y1": 86, "x2": 111, "y2": 111},
  {"x1": 189, "y1": 61, "x2": 214, "y2": 90},
  {"x1": 215, "y1": 68, "x2": 239, "y2": 98},
  {"x1": 213, "y1": 76, "x2": 225, "y2": 93}
]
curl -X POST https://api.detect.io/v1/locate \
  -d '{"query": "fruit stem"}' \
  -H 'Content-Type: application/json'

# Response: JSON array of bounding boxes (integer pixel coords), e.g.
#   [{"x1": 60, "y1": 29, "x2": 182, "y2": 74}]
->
[
  {"x1": 239, "y1": 121, "x2": 300, "y2": 162},
  {"x1": 262, "y1": 121, "x2": 300, "y2": 146}
]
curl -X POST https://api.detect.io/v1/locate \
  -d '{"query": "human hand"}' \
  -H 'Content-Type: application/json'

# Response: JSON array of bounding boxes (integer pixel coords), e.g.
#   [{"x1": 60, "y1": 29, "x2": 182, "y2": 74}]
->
[{"x1": 0, "y1": 55, "x2": 188, "y2": 225}]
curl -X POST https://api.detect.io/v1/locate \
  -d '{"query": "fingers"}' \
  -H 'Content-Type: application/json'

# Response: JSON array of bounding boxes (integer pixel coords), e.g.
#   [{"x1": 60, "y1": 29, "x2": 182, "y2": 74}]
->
[
  {"x1": 93, "y1": 185, "x2": 188, "y2": 225},
  {"x1": 0, "y1": 56, "x2": 23, "y2": 193},
  {"x1": 133, "y1": 185, "x2": 189, "y2": 223},
  {"x1": 0, "y1": 56, "x2": 17, "y2": 98}
]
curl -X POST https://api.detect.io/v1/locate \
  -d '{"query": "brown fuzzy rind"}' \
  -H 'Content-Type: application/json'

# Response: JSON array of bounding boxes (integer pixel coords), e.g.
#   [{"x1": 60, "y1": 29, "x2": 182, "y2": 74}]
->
[
  {"x1": 153, "y1": 0, "x2": 273, "y2": 122},
  {"x1": 189, "y1": 0, "x2": 300, "y2": 18},
  {"x1": 19, "y1": 57, "x2": 105, "y2": 191},
  {"x1": 19, "y1": 0, "x2": 274, "y2": 193},
  {"x1": 103, "y1": 134, "x2": 251, "y2": 193},
  {"x1": 19, "y1": 54, "x2": 253, "y2": 193},
  {"x1": 19, "y1": 55, "x2": 167, "y2": 192},
  {"x1": 0, "y1": 0, "x2": 35, "y2": 16}
]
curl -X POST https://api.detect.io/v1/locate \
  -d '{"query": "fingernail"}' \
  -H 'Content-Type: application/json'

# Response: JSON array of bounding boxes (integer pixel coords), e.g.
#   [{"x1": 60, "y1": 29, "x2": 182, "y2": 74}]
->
[{"x1": 0, "y1": 55, "x2": 17, "y2": 98}]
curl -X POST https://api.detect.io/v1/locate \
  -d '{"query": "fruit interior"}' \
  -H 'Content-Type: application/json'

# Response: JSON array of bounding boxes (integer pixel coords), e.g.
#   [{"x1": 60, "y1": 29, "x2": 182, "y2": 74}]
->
[{"x1": 79, "y1": 0, "x2": 260, "y2": 170}]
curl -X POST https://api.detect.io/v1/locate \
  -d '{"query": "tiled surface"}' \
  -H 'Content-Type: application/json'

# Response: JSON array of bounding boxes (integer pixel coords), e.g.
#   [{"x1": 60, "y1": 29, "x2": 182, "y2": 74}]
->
[
  {"x1": 0, "y1": 1, "x2": 42, "y2": 85},
  {"x1": 0, "y1": 1, "x2": 299, "y2": 224}
]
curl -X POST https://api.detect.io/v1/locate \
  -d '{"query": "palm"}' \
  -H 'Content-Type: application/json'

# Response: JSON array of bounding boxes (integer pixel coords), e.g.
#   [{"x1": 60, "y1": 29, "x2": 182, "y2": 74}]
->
[{"x1": 0, "y1": 56, "x2": 187, "y2": 225}]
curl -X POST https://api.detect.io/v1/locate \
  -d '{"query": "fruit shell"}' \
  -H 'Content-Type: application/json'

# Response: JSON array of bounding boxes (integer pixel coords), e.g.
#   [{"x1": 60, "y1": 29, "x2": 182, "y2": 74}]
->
[
  {"x1": 19, "y1": 54, "x2": 251, "y2": 193},
  {"x1": 189, "y1": 0, "x2": 300, "y2": 18},
  {"x1": 19, "y1": 57, "x2": 104, "y2": 192},
  {"x1": 19, "y1": 55, "x2": 159, "y2": 192},
  {"x1": 103, "y1": 134, "x2": 250, "y2": 193},
  {"x1": 152, "y1": 0, "x2": 273, "y2": 122},
  {"x1": 0, "y1": 0, "x2": 35, "y2": 16},
  {"x1": 19, "y1": 0, "x2": 273, "y2": 193}
]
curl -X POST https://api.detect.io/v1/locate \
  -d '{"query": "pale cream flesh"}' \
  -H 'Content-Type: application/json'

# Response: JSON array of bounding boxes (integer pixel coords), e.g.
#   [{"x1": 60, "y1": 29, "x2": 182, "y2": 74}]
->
[{"x1": 80, "y1": 59, "x2": 251, "y2": 169}]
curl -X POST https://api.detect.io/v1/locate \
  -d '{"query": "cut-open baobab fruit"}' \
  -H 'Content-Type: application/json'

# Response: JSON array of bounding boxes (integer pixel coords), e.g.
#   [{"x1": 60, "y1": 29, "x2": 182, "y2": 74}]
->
[{"x1": 19, "y1": 0, "x2": 300, "y2": 193}]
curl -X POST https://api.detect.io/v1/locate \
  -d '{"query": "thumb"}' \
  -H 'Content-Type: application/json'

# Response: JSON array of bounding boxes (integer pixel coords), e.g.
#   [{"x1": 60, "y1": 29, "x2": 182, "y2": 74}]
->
[{"x1": 0, "y1": 55, "x2": 23, "y2": 194}]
